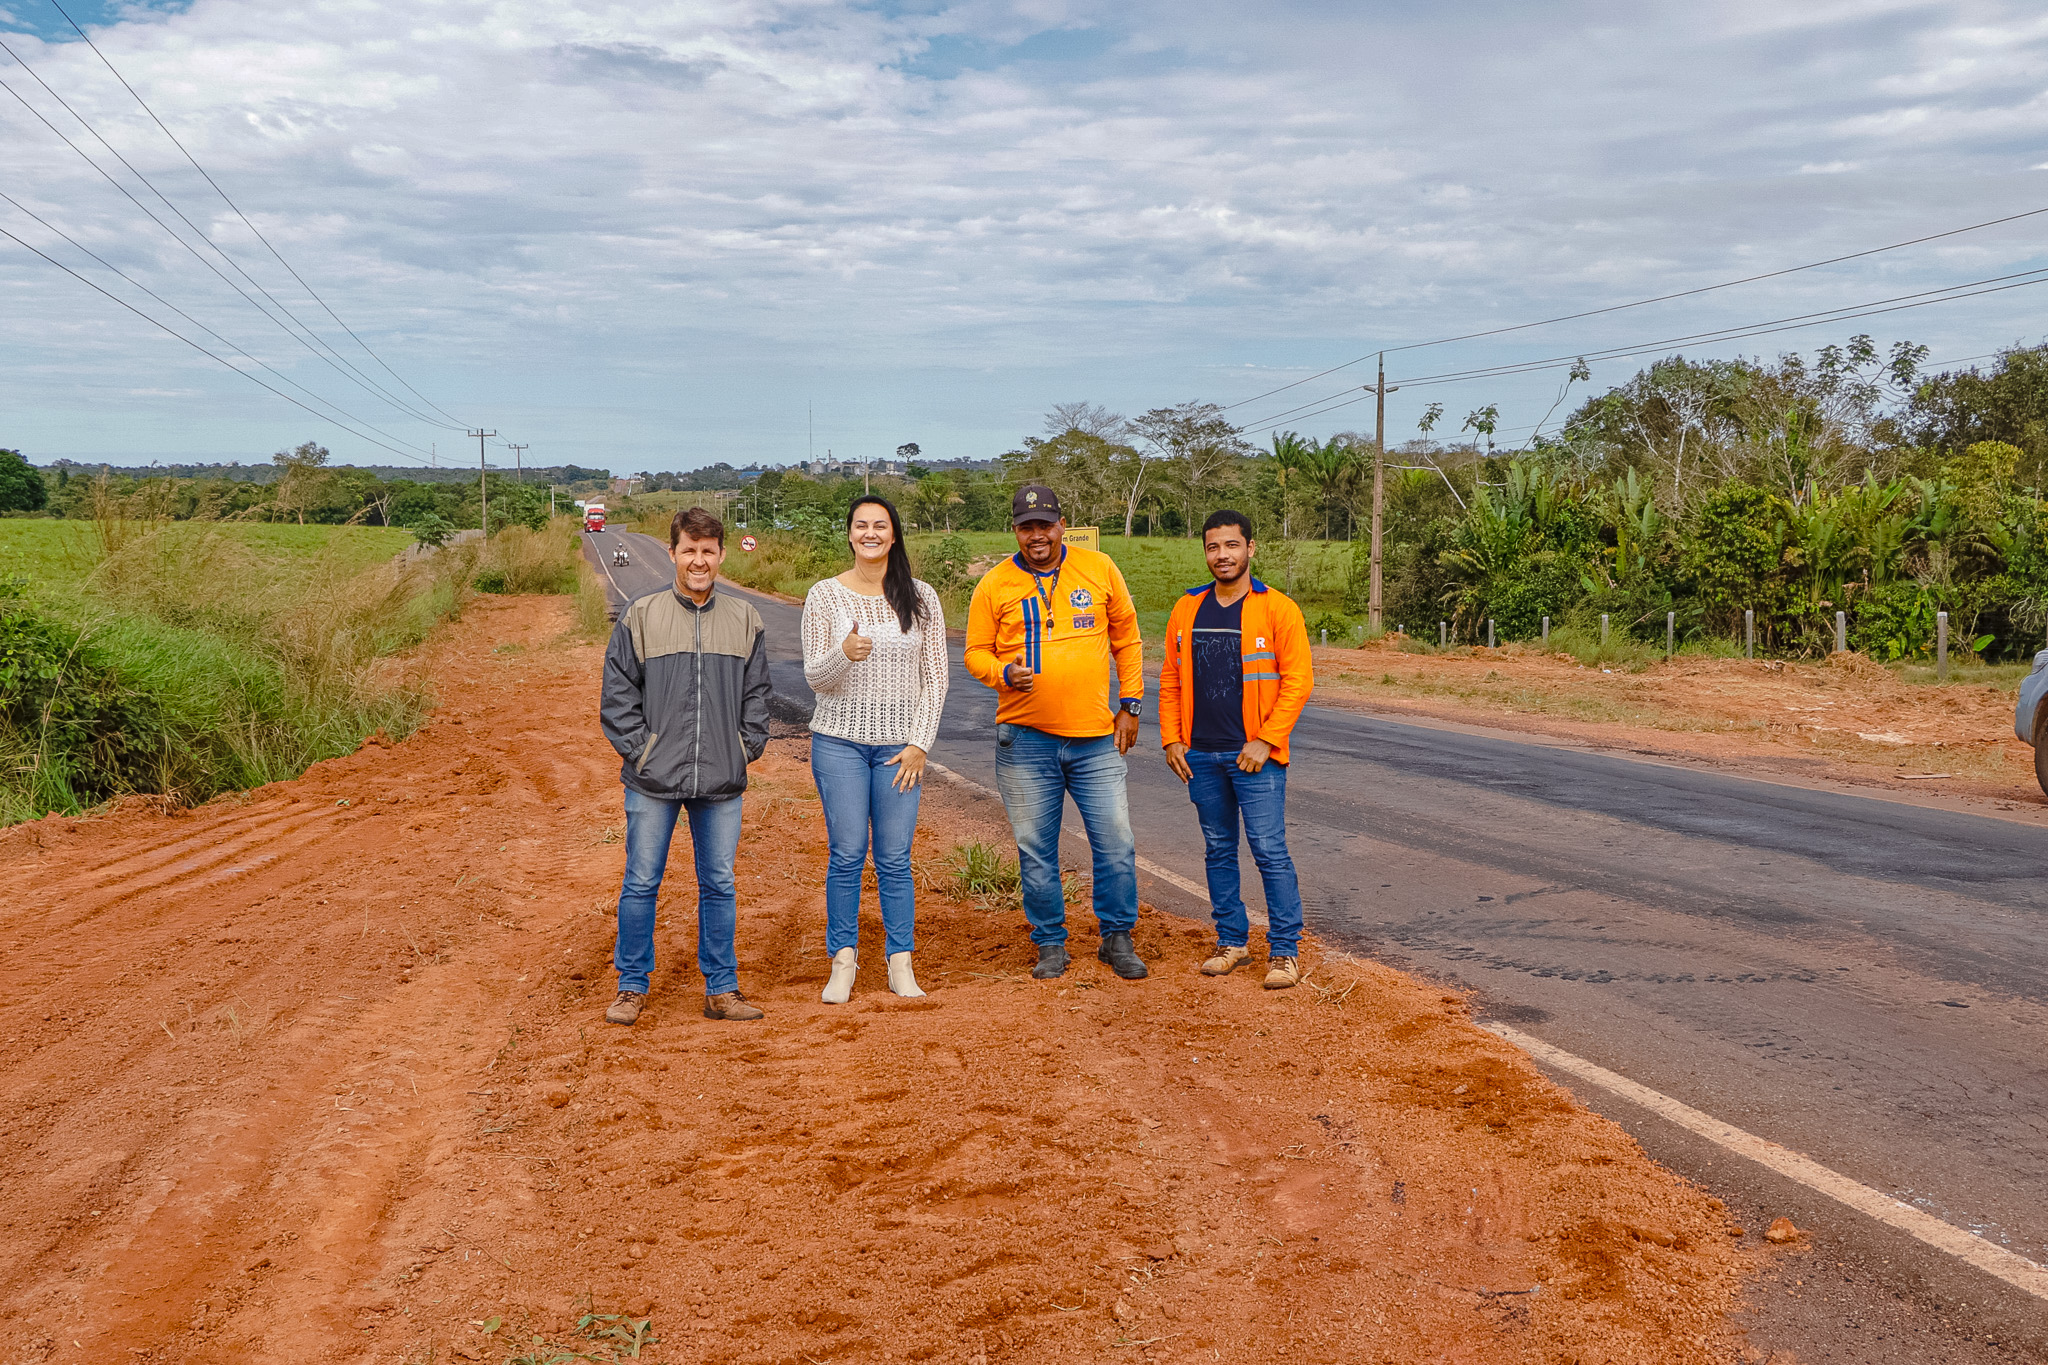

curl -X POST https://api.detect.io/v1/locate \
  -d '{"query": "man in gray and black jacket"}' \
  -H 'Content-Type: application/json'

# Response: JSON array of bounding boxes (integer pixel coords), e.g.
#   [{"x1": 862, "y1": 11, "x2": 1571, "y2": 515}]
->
[{"x1": 599, "y1": 506, "x2": 773, "y2": 1024}]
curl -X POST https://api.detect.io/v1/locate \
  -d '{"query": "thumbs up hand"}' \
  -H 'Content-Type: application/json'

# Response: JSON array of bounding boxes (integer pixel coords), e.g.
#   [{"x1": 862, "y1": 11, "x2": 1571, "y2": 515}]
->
[{"x1": 841, "y1": 619, "x2": 873, "y2": 662}]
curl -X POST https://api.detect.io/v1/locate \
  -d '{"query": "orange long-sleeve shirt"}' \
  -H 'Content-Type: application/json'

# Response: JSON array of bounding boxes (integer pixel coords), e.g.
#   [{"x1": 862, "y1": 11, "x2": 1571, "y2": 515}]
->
[{"x1": 964, "y1": 546, "x2": 1143, "y2": 737}]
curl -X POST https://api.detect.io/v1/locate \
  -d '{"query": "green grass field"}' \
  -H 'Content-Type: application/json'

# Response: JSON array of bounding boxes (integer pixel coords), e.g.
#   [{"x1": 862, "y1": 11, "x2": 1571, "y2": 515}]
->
[{"x1": 0, "y1": 520, "x2": 414, "y2": 596}]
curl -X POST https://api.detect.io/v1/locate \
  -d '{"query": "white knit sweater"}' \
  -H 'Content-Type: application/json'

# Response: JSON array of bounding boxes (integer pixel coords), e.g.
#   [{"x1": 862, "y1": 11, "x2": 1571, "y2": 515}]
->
[{"x1": 800, "y1": 576, "x2": 949, "y2": 753}]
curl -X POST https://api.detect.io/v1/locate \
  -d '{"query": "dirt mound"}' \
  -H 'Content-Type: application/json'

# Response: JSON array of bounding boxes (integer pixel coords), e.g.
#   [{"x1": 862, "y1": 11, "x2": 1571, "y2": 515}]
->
[{"x1": 0, "y1": 597, "x2": 1748, "y2": 1362}]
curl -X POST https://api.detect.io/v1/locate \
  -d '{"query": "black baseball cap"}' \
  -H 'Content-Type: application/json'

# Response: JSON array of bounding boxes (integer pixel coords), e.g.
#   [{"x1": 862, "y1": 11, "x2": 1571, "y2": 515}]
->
[{"x1": 1011, "y1": 483, "x2": 1063, "y2": 525}]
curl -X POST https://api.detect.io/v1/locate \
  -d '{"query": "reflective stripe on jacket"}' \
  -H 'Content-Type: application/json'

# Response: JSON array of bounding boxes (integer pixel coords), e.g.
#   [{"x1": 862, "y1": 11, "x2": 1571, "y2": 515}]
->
[
  {"x1": 600, "y1": 587, "x2": 772, "y2": 801},
  {"x1": 1157, "y1": 579, "x2": 1313, "y2": 764}
]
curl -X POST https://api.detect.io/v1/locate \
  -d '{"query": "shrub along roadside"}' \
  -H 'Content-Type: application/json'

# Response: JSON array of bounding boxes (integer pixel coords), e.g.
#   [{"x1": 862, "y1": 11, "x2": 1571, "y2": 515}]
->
[{"x1": 0, "y1": 519, "x2": 583, "y2": 827}]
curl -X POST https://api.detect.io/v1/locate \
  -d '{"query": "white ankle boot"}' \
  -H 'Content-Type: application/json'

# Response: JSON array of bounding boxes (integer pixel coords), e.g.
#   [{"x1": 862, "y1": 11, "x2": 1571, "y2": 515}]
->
[
  {"x1": 822, "y1": 946, "x2": 858, "y2": 1004},
  {"x1": 887, "y1": 951, "x2": 925, "y2": 998}
]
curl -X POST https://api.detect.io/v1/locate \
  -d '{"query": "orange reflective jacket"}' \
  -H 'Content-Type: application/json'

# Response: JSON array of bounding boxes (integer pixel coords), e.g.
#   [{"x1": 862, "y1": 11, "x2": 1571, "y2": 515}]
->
[{"x1": 1158, "y1": 579, "x2": 1313, "y2": 765}]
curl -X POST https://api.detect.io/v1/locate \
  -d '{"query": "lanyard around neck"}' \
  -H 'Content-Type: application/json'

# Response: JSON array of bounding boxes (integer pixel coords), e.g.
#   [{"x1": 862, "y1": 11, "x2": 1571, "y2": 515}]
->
[{"x1": 1028, "y1": 548, "x2": 1063, "y2": 615}]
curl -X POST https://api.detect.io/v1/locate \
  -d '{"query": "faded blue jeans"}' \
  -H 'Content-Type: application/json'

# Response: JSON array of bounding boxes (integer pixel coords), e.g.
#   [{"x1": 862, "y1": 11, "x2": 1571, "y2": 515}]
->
[
  {"x1": 614, "y1": 786, "x2": 745, "y2": 996},
  {"x1": 993, "y1": 723, "x2": 1138, "y2": 945},
  {"x1": 1184, "y1": 750, "x2": 1303, "y2": 957},
  {"x1": 810, "y1": 734, "x2": 921, "y2": 956}
]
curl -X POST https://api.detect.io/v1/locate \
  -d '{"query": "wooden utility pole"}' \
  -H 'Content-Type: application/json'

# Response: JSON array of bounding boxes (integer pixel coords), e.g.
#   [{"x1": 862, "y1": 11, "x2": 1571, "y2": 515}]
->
[
  {"x1": 508, "y1": 443, "x2": 527, "y2": 484},
  {"x1": 469, "y1": 429, "x2": 496, "y2": 532},
  {"x1": 1369, "y1": 355, "x2": 1387, "y2": 631}
]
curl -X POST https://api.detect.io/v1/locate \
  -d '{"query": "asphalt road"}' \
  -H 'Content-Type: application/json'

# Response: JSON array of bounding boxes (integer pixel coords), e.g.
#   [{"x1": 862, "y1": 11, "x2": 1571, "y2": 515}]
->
[{"x1": 586, "y1": 529, "x2": 2048, "y2": 1361}]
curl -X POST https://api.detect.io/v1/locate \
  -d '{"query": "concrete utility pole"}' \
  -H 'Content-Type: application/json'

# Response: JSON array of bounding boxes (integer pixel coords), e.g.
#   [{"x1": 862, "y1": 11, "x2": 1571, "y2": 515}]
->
[
  {"x1": 1368, "y1": 354, "x2": 1398, "y2": 632},
  {"x1": 468, "y1": 429, "x2": 496, "y2": 532},
  {"x1": 508, "y1": 444, "x2": 527, "y2": 484}
]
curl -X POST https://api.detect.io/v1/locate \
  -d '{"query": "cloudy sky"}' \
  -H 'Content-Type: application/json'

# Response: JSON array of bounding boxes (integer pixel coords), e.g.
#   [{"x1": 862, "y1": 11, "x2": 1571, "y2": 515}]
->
[{"x1": 1, "y1": 0, "x2": 2045, "y2": 473}]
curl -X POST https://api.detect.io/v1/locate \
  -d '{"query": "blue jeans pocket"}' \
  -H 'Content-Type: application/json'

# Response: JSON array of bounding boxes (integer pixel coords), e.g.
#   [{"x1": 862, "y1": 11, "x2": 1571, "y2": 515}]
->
[{"x1": 996, "y1": 722, "x2": 1015, "y2": 749}]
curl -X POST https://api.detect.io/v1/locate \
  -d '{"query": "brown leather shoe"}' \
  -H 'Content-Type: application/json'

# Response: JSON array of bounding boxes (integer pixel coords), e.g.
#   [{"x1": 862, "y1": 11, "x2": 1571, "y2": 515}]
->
[
  {"x1": 1201, "y1": 944, "x2": 1253, "y2": 976},
  {"x1": 703, "y1": 990, "x2": 764, "y2": 1021},
  {"x1": 1263, "y1": 957, "x2": 1301, "y2": 990},
  {"x1": 604, "y1": 991, "x2": 647, "y2": 1025}
]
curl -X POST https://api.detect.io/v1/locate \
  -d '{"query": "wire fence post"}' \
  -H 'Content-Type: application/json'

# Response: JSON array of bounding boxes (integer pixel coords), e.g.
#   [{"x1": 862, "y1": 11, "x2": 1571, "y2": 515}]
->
[
  {"x1": 1937, "y1": 610, "x2": 1949, "y2": 681},
  {"x1": 1600, "y1": 613, "x2": 1609, "y2": 645},
  {"x1": 1487, "y1": 618, "x2": 1495, "y2": 648},
  {"x1": 1440, "y1": 620, "x2": 1447, "y2": 647},
  {"x1": 1541, "y1": 615, "x2": 1550, "y2": 643},
  {"x1": 1320, "y1": 628, "x2": 1328, "y2": 646},
  {"x1": 1666, "y1": 611, "x2": 1675, "y2": 660},
  {"x1": 1835, "y1": 610, "x2": 1847, "y2": 654},
  {"x1": 1744, "y1": 609, "x2": 1754, "y2": 659}
]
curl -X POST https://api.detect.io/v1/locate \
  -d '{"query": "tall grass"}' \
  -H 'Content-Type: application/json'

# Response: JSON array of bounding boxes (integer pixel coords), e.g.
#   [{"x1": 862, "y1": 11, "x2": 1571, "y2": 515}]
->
[
  {"x1": 0, "y1": 520, "x2": 478, "y2": 826},
  {"x1": 471, "y1": 521, "x2": 582, "y2": 595}
]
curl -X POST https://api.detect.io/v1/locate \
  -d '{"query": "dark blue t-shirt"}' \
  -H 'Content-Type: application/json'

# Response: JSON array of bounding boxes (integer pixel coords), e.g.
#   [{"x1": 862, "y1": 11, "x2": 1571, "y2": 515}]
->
[{"x1": 1189, "y1": 590, "x2": 1246, "y2": 752}]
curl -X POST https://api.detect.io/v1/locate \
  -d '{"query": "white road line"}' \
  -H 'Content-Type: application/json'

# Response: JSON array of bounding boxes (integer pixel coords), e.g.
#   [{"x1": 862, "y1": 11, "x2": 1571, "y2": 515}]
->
[
  {"x1": 936, "y1": 762, "x2": 2048, "y2": 1301},
  {"x1": 1484, "y1": 1020, "x2": 2048, "y2": 1301},
  {"x1": 590, "y1": 532, "x2": 630, "y2": 607}
]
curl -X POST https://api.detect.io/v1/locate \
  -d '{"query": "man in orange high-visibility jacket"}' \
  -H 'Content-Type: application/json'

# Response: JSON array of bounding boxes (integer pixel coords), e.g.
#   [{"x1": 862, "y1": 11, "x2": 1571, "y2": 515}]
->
[
  {"x1": 1158, "y1": 509, "x2": 1314, "y2": 989},
  {"x1": 965, "y1": 484, "x2": 1148, "y2": 982}
]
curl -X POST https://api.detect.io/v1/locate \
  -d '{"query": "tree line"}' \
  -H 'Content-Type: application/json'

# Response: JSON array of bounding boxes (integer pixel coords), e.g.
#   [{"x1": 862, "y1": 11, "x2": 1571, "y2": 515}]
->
[{"x1": 930, "y1": 339, "x2": 2048, "y2": 661}]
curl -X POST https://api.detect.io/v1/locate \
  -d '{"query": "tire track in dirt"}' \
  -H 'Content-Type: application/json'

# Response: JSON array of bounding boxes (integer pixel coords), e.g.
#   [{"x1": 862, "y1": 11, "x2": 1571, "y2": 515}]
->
[{"x1": 0, "y1": 596, "x2": 1760, "y2": 1363}]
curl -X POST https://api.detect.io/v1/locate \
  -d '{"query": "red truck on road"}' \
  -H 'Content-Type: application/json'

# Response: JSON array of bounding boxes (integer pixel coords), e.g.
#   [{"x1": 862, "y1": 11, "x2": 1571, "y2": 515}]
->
[{"x1": 583, "y1": 504, "x2": 607, "y2": 532}]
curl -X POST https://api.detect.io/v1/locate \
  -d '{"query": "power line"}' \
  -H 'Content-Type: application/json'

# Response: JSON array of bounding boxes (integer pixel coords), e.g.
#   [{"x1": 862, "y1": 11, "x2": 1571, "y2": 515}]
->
[
  {"x1": 0, "y1": 190, "x2": 443, "y2": 460},
  {"x1": 1237, "y1": 268, "x2": 2048, "y2": 436},
  {"x1": 0, "y1": 36, "x2": 463, "y2": 433},
  {"x1": 1222, "y1": 204, "x2": 2048, "y2": 413},
  {"x1": 0, "y1": 223, "x2": 435, "y2": 464},
  {"x1": 45, "y1": 0, "x2": 473, "y2": 431}
]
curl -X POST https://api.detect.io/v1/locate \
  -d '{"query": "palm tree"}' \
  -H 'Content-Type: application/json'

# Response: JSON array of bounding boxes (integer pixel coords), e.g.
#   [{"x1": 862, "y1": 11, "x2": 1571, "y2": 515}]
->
[
  {"x1": 1268, "y1": 431, "x2": 1314, "y2": 540},
  {"x1": 1303, "y1": 438, "x2": 1361, "y2": 540}
]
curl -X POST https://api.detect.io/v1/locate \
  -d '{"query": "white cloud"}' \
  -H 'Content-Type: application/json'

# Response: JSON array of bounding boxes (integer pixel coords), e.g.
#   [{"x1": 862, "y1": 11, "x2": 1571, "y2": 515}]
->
[{"x1": 0, "y1": 0, "x2": 2044, "y2": 468}]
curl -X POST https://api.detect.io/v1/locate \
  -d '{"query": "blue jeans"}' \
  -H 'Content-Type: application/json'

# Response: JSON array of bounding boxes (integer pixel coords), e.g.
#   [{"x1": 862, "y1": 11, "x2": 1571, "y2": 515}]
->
[
  {"x1": 614, "y1": 786, "x2": 745, "y2": 996},
  {"x1": 993, "y1": 723, "x2": 1138, "y2": 945},
  {"x1": 1185, "y1": 750, "x2": 1303, "y2": 957},
  {"x1": 811, "y1": 734, "x2": 921, "y2": 956}
]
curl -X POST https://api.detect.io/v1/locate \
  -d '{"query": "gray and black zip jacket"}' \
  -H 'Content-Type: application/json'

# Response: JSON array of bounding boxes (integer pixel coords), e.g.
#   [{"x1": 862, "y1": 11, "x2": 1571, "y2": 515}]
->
[{"x1": 601, "y1": 587, "x2": 772, "y2": 802}]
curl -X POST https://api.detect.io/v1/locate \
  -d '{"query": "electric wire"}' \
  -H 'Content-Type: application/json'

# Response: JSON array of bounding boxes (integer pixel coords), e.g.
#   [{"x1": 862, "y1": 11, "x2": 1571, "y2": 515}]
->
[
  {"x1": 0, "y1": 69, "x2": 459, "y2": 446},
  {"x1": 45, "y1": 0, "x2": 473, "y2": 430},
  {"x1": 1237, "y1": 272, "x2": 2048, "y2": 437},
  {"x1": 0, "y1": 190, "x2": 443, "y2": 460},
  {"x1": 1228, "y1": 266, "x2": 2048, "y2": 437},
  {"x1": 0, "y1": 223, "x2": 433, "y2": 463},
  {"x1": 1221, "y1": 204, "x2": 2048, "y2": 413},
  {"x1": 0, "y1": 36, "x2": 463, "y2": 433}
]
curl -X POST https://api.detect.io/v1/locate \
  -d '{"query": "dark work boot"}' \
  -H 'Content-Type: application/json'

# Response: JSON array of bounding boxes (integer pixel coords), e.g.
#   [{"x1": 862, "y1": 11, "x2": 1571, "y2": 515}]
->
[
  {"x1": 1031, "y1": 943, "x2": 1070, "y2": 980},
  {"x1": 1098, "y1": 931, "x2": 1148, "y2": 980}
]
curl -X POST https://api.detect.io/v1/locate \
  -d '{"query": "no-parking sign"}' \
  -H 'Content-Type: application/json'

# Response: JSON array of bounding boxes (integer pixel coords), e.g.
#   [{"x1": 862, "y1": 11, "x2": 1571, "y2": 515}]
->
[{"x1": 739, "y1": 535, "x2": 758, "y2": 552}]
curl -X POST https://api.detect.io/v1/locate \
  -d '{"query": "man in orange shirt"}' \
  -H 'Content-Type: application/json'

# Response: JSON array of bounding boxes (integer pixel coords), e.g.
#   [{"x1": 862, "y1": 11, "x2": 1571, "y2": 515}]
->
[
  {"x1": 965, "y1": 485, "x2": 1148, "y2": 981},
  {"x1": 1158, "y1": 510, "x2": 1314, "y2": 988}
]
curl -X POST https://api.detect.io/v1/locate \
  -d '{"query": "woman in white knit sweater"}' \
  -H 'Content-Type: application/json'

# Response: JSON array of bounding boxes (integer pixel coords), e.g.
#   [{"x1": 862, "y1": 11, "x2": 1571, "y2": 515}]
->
[{"x1": 801, "y1": 495, "x2": 949, "y2": 1002}]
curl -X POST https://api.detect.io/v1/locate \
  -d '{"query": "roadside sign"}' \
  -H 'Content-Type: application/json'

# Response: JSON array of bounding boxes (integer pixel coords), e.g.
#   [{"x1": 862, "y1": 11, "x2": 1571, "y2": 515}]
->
[
  {"x1": 1064, "y1": 525, "x2": 1099, "y2": 550},
  {"x1": 740, "y1": 535, "x2": 758, "y2": 552}
]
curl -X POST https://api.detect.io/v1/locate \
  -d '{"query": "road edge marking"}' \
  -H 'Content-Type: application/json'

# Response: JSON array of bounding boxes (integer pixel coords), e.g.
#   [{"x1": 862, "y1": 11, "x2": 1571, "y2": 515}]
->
[
  {"x1": 1483, "y1": 1020, "x2": 2048, "y2": 1301},
  {"x1": 925, "y1": 761, "x2": 1266, "y2": 926},
  {"x1": 933, "y1": 761, "x2": 2048, "y2": 1298}
]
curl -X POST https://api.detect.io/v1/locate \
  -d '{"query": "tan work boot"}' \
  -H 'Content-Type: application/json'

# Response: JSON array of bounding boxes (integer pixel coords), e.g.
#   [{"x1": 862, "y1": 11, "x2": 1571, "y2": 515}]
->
[
  {"x1": 1263, "y1": 957, "x2": 1301, "y2": 990},
  {"x1": 604, "y1": 990, "x2": 647, "y2": 1025},
  {"x1": 1201, "y1": 944, "x2": 1253, "y2": 976},
  {"x1": 703, "y1": 990, "x2": 765, "y2": 1021}
]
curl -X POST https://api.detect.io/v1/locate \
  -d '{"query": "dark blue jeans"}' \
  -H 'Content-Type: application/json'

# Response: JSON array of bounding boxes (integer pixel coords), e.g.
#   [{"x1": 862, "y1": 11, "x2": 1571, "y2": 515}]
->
[
  {"x1": 614, "y1": 786, "x2": 744, "y2": 996},
  {"x1": 810, "y1": 734, "x2": 921, "y2": 956},
  {"x1": 994, "y1": 723, "x2": 1138, "y2": 945},
  {"x1": 1185, "y1": 750, "x2": 1303, "y2": 956}
]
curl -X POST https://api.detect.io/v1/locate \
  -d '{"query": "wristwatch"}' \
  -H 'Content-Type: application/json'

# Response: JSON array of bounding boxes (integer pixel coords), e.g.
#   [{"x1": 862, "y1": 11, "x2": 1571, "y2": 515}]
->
[{"x1": 1118, "y1": 698, "x2": 1142, "y2": 717}]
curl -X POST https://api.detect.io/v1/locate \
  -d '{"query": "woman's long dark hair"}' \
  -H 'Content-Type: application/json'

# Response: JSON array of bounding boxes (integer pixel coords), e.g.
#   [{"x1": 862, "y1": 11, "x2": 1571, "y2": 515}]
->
[{"x1": 847, "y1": 495, "x2": 923, "y2": 634}]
